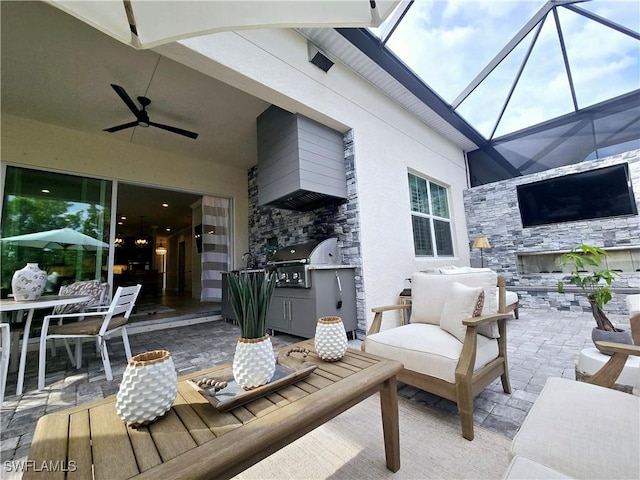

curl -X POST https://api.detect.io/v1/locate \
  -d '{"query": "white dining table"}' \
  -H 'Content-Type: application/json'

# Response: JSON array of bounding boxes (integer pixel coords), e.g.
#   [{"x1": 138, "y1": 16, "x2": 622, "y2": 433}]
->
[{"x1": 0, "y1": 295, "x2": 92, "y2": 395}]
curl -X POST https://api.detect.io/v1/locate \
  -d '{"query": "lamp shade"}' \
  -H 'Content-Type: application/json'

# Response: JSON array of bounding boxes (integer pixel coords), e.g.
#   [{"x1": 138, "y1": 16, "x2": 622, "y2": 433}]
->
[{"x1": 472, "y1": 237, "x2": 490, "y2": 249}]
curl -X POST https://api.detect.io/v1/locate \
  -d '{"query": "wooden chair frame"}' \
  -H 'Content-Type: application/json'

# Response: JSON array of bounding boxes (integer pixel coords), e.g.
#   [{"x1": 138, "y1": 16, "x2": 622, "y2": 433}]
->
[
  {"x1": 588, "y1": 340, "x2": 640, "y2": 388},
  {"x1": 499, "y1": 281, "x2": 520, "y2": 319},
  {"x1": 363, "y1": 276, "x2": 512, "y2": 440}
]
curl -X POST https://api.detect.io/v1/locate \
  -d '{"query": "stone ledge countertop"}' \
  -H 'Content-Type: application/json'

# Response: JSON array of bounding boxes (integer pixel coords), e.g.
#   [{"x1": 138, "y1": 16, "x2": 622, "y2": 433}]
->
[{"x1": 307, "y1": 264, "x2": 356, "y2": 270}]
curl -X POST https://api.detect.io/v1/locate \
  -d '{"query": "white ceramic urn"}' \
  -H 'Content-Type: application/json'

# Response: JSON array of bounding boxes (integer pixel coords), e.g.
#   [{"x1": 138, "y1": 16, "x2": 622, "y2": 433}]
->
[
  {"x1": 11, "y1": 263, "x2": 47, "y2": 301},
  {"x1": 232, "y1": 335, "x2": 276, "y2": 390},
  {"x1": 315, "y1": 316, "x2": 348, "y2": 361},
  {"x1": 116, "y1": 350, "x2": 178, "y2": 427}
]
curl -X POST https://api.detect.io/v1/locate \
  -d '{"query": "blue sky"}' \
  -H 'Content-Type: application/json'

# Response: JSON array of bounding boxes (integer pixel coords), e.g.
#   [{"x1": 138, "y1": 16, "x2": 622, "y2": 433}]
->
[{"x1": 375, "y1": 0, "x2": 640, "y2": 138}]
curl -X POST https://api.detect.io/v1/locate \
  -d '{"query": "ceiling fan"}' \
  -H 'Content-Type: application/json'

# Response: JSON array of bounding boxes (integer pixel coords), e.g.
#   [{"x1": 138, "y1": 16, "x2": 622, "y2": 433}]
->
[{"x1": 104, "y1": 84, "x2": 199, "y2": 139}]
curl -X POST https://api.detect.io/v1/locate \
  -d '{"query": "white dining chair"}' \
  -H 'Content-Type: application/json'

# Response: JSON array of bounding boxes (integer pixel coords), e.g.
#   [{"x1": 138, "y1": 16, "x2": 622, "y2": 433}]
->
[
  {"x1": 0, "y1": 322, "x2": 10, "y2": 405},
  {"x1": 38, "y1": 284, "x2": 141, "y2": 390}
]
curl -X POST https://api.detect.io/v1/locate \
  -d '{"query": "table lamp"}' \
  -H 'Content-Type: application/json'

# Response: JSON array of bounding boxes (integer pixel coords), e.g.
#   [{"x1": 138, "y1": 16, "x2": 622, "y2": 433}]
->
[{"x1": 472, "y1": 236, "x2": 490, "y2": 267}]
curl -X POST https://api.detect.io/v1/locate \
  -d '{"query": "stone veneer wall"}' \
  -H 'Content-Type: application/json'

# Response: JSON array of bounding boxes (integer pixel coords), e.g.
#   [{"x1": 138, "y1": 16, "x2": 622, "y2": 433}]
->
[
  {"x1": 464, "y1": 149, "x2": 640, "y2": 315},
  {"x1": 247, "y1": 130, "x2": 367, "y2": 334}
]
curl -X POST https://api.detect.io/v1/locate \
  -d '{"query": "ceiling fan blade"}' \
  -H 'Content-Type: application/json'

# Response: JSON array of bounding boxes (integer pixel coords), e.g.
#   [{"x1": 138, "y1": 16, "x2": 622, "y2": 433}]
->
[
  {"x1": 103, "y1": 121, "x2": 139, "y2": 133},
  {"x1": 110, "y1": 84, "x2": 141, "y2": 117},
  {"x1": 149, "y1": 121, "x2": 199, "y2": 139}
]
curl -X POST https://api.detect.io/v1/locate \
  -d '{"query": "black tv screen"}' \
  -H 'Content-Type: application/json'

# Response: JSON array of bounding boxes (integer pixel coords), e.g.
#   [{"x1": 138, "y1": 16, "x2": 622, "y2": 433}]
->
[{"x1": 516, "y1": 163, "x2": 638, "y2": 228}]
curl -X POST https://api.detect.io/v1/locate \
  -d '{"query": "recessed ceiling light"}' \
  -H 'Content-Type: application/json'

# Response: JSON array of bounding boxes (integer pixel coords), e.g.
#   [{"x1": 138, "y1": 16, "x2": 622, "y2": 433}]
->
[
  {"x1": 117, "y1": 221, "x2": 123, "y2": 225},
  {"x1": 120, "y1": 216, "x2": 126, "y2": 220},
  {"x1": 166, "y1": 228, "x2": 171, "y2": 232},
  {"x1": 41, "y1": 189, "x2": 50, "y2": 194},
  {"x1": 162, "y1": 203, "x2": 169, "y2": 208}
]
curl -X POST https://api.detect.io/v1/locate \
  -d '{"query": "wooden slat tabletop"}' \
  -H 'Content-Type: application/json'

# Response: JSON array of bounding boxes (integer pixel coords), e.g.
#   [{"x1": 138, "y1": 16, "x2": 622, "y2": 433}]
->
[{"x1": 25, "y1": 339, "x2": 402, "y2": 480}]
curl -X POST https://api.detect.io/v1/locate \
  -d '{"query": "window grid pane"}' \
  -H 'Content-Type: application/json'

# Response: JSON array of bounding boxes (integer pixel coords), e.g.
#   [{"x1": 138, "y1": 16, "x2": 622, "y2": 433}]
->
[
  {"x1": 430, "y1": 182, "x2": 450, "y2": 219},
  {"x1": 408, "y1": 173, "x2": 454, "y2": 257},
  {"x1": 434, "y1": 219, "x2": 454, "y2": 256},
  {"x1": 411, "y1": 215, "x2": 433, "y2": 256},
  {"x1": 408, "y1": 173, "x2": 430, "y2": 215}
]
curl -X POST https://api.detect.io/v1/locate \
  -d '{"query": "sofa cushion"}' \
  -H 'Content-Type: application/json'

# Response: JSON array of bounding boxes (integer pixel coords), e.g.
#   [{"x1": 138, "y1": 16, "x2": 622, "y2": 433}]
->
[
  {"x1": 55, "y1": 280, "x2": 105, "y2": 314},
  {"x1": 364, "y1": 323, "x2": 499, "y2": 383},
  {"x1": 439, "y1": 282, "x2": 484, "y2": 342},
  {"x1": 511, "y1": 377, "x2": 640, "y2": 479},
  {"x1": 503, "y1": 456, "x2": 570, "y2": 479},
  {"x1": 411, "y1": 271, "x2": 500, "y2": 338}
]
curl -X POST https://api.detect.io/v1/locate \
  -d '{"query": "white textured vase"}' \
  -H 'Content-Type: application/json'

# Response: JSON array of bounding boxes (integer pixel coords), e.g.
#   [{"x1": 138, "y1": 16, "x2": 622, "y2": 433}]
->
[
  {"x1": 116, "y1": 350, "x2": 177, "y2": 427},
  {"x1": 315, "y1": 316, "x2": 348, "y2": 361},
  {"x1": 233, "y1": 335, "x2": 276, "y2": 390},
  {"x1": 11, "y1": 263, "x2": 47, "y2": 301}
]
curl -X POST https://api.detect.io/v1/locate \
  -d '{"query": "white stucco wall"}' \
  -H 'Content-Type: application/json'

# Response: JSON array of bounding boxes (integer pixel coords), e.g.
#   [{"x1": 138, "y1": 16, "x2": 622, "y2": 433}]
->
[
  {"x1": 0, "y1": 114, "x2": 250, "y2": 269},
  {"x1": 162, "y1": 29, "x2": 471, "y2": 327}
]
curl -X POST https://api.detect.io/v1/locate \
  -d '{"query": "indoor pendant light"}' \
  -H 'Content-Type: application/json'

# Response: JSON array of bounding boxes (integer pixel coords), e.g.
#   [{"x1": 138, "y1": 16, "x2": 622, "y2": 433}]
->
[
  {"x1": 135, "y1": 216, "x2": 148, "y2": 248},
  {"x1": 155, "y1": 243, "x2": 167, "y2": 255}
]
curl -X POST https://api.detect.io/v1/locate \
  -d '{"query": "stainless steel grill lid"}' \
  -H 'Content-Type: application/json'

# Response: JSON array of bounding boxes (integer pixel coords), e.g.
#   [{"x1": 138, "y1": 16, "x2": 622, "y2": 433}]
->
[{"x1": 268, "y1": 238, "x2": 339, "y2": 265}]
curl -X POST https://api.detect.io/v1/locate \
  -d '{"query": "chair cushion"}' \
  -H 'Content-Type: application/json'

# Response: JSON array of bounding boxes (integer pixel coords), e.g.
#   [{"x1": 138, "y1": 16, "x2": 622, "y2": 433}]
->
[
  {"x1": 439, "y1": 282, "x2": 484, "y2": 342},
  {"x1": 365, "y1": 323, "x2": 499, "y2": 383},
  {"x1": 511, "y1": 377, "x2": 640, "y2": 479},
  {"x1": 410, "y1": 270, "x2": 500, "y2": 338},
  {"x1": 501, "y1": 288, "x2": 518, "y2": 307}
]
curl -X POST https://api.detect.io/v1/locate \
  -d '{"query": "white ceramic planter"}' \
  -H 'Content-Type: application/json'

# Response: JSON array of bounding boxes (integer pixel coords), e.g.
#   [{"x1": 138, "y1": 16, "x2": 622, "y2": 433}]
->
[
  {"x1": 11, "y1": 263, "x2": 47, "y2": 301},
  {"x1": 233, "y1": 335, "x2": 276, "y2": 390},
  {"x1": 116, "y1": 350, "x2": 177, "y2": 427},
  {"x1": 315, "y1": 316, "x2": 348, "y2": 361}
]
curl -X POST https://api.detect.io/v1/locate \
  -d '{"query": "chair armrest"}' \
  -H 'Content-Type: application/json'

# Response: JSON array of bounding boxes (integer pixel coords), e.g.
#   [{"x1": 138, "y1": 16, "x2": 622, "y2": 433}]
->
[
  {"x1": 371, "y1": 304, "x2": 412, "y2": 314},
  {"x1": 463, "y1": 313, "x2": 512, "y2": 327},
  {"x1": 594, "y1": 341, "x2": 640, "y2": 356},
  {"x1": 368, "y1": 304, "x2": 412, "y2": 335},
  {"x1": 588, "y1": 342, "x2": 640, "y2": 389}
]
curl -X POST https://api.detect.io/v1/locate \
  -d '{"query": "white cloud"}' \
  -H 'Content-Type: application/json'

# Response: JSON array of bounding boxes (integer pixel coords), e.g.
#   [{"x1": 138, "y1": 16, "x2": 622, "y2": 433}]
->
[{"x1": 383, "y1": 0, "x2": 639, "y2": 137}]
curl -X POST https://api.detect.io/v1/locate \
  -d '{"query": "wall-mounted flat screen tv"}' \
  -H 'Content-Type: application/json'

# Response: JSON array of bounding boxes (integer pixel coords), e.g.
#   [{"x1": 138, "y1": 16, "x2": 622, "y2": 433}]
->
[{"x1": 516, "y1": 163, "x2": 638, "y2": 228}]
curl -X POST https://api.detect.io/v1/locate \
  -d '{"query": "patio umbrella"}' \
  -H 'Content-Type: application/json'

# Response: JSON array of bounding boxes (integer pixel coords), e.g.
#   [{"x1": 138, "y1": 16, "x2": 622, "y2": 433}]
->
[
  {"x1": 46, "y1": 0, "x2": 400, "y2": 49},
  {"x1": 0, "y1": 228, "x2": 109, "y2": 251}
]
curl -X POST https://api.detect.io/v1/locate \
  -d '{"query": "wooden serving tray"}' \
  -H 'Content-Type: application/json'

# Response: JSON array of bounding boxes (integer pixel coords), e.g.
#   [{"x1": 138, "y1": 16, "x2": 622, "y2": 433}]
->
[{"x1": 188, "y1": 349, "x2": 317, "y2": 412}]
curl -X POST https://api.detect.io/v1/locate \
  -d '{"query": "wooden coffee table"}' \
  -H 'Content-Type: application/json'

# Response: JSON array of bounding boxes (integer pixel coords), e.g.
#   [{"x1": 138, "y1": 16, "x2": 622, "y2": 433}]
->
[{"x1": 25, "y1": 339, "x2": 403, "y2": 479}]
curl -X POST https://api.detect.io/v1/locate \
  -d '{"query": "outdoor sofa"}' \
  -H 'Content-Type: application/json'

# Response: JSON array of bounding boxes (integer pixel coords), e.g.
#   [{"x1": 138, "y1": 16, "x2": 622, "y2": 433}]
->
[{"x1": 503, "y1": 340, "x2": 640, "y2": 479}]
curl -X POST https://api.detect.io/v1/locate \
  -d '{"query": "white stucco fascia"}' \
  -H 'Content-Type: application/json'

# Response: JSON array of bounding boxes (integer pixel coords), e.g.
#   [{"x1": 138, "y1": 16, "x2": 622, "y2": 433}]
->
[{"x1": 164, "y1": 28, "x2": 472, "y2": 328}]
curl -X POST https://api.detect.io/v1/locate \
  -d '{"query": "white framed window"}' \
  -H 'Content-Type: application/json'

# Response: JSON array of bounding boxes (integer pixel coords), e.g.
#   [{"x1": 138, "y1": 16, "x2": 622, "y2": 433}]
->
[{"x1": 408, "y1": 172, "x2": 454, "y2": 257}]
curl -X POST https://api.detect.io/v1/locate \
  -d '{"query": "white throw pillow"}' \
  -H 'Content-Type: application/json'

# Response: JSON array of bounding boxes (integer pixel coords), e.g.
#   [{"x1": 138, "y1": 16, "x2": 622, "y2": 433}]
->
[{"x1": 439, "y1": 282, "x2": 484, "y2": 343}]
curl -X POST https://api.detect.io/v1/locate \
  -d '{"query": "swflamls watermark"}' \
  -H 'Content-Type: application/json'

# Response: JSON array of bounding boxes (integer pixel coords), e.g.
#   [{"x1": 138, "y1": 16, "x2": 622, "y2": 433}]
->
[{"x1": 4, "y1": 460, "x2": 77, "y2": 473}]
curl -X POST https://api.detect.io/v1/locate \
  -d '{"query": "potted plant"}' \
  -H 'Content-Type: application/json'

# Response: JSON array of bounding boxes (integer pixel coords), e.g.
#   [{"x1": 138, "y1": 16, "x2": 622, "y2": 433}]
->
[
  {"x1": 557, "y1": 244, "x2": 633, "y2": 348},
  {"x1": 227, "y1": 270, "x2": 278, "y2": 389}
]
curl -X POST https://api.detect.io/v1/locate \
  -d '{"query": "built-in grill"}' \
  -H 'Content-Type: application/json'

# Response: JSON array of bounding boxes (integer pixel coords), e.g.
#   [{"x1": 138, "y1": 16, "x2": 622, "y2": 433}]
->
[{"x1": 266, "y1": 238, "x2": 340, "y2": 288}]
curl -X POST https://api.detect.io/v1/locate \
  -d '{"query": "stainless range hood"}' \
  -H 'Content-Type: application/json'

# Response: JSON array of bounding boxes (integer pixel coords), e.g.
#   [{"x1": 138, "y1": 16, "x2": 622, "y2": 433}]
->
[{"x1": 257, "y1": 106, "x2": 348, "y2": 211}]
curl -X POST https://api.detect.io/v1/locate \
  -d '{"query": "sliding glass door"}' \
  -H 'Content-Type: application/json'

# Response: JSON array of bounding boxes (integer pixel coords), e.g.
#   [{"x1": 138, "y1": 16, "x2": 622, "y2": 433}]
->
[{"x1": 1, "y1": 166, "x2": 112, "y2": 296}]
